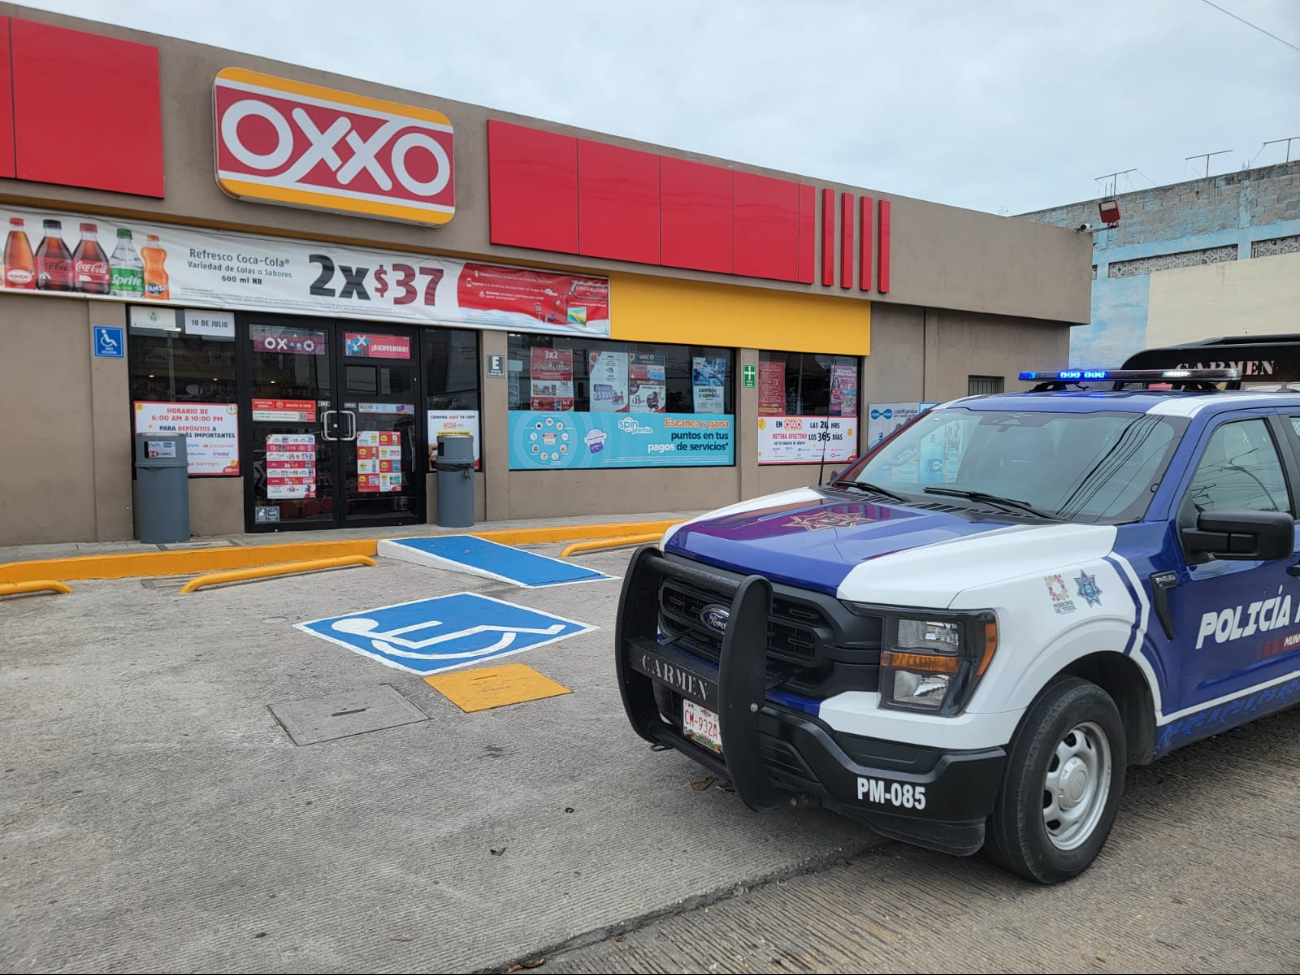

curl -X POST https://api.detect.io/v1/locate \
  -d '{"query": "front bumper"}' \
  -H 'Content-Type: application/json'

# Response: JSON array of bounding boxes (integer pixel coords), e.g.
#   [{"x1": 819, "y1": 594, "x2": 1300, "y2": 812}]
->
[{"x1": 616, "y1": 544, "x2": 1007, "y2": 856}]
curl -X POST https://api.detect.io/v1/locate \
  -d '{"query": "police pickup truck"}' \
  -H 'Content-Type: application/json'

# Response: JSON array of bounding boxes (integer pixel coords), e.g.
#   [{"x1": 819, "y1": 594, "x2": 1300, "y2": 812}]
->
[{"x1": 616, "y1": 367, "x2": 1300, "y2": 884}]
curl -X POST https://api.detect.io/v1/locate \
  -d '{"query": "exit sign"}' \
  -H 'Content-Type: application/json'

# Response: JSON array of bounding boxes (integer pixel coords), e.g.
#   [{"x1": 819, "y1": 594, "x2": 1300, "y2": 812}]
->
[{"x1": 743, "y1": 364, "x2": 757, "y2": 388}]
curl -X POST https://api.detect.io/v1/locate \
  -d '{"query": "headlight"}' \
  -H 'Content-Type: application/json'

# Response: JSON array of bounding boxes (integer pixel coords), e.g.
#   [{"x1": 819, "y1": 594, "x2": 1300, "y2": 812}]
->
[
  {"x1": 897, "y1": 619, "x2": 962, "y2": 653},
  {"x1": 879, "y1": 612, "x2": 998, "y2": 715}
]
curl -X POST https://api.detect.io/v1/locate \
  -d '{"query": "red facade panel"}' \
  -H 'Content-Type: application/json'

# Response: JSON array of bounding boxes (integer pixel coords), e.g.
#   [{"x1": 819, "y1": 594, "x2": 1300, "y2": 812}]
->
[
  {"x1": 10, "y1": 18, "x2": 163, "y2": 197},
  {"x1": 0, "y1": 18, "x2": 14, "y2": 179},
  {"x1": 660, "y1": 157, "x2": 732, "y2": 274},
  {"x1": 733, "y1": 172, "x2": 799, "y2": 281},
  {"x1": 821, "y1": 188, "x2": 835, "y2": 286},
  {"x1": 878, "y1": 198, "x2": 892, "y2": 293},
  {"x1": 577, "y1": 139, "x2": 660, "y2": 264},
  {"x1": 797, "y1": 183, "x2": 815, "y2": 284},
  {"x1": 487, "y1": 120, "x2": 579, "y2": 253},
  {"x1": 859, "y1": 195, "x2": 873, "y2": 291},
  {"x1": 839, "y1": 192, "x2": 855, "y2": 289}
]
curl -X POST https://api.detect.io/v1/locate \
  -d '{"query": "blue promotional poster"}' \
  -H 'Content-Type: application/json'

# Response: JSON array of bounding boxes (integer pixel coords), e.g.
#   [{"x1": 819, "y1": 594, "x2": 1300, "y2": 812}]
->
[{"x1": 509, "y1": 411, "x2": 734, "y2": 469}]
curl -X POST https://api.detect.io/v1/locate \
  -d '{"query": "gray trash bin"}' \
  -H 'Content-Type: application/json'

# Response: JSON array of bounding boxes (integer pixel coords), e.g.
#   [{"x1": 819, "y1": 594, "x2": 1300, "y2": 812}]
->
[
  {"x1": 434, "y1": 432, "x2": 475, "y2": 528},
  {"x1": 135, "y1": 433, "x2": 190, "y2": 543}
]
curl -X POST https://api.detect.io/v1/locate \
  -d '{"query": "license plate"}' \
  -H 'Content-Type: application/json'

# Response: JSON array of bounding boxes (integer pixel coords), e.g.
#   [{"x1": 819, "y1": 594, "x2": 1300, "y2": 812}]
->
[{"x1": 683, "y1": 699, "x2": 722, "y2": 754}]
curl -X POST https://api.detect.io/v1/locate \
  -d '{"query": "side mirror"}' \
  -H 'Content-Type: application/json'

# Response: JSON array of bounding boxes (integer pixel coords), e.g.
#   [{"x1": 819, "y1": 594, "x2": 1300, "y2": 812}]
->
[{"x1": 1182, "y1": 510, "x2": 1296, "y2": 561}]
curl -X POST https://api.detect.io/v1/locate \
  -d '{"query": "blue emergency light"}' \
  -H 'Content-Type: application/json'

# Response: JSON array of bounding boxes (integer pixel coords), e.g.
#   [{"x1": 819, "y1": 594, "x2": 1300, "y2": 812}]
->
[{"x1": 1018, "y1": 367, "x2": 1241, "y2": 383}]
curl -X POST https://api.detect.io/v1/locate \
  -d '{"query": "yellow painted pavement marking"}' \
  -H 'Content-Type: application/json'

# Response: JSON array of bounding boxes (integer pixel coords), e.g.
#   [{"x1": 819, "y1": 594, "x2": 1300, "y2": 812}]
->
[{"x1": 425, "y1": 664, "x2": 572, "y2": 713}]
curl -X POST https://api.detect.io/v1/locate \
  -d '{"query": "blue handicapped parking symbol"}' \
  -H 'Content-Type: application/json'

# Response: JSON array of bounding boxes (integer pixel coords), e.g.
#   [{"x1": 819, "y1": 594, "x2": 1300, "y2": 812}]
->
[{"x1": 296, "y1": 592, "x2": 596, "y2": 675}]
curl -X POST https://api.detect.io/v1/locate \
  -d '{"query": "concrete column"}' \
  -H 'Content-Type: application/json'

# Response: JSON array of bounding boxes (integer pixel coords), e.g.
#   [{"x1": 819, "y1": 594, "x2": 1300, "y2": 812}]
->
[
  {"x1": 739, "y1": 347, "x2": 759, "y2": 501},
  {"x1": 481, "y1": 330, "x2": 510, "y2": 520}
]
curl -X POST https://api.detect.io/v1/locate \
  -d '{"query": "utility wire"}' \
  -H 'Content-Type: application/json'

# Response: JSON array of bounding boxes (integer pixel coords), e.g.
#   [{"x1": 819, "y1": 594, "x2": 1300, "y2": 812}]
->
[{"x1": 1197, "y1": 0, "x2": 1300, "y2": 55}]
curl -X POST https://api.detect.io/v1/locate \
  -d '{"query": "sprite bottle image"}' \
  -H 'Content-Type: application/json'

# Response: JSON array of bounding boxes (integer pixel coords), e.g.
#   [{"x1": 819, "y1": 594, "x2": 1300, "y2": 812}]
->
[{"x1": 110, "y1": 228, "x2": 145, "y2": 298}]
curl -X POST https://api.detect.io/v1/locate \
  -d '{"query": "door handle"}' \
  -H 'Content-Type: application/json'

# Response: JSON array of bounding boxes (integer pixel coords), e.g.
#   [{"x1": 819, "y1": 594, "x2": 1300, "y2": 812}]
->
[
  {"x1": 341, "y1": 410, "x2": 358, "y2": 442},
  {"x1": 1288, "y1": 563, "x2": 1300, "y2": 578},
  {"x1": 320, "y1": 409, "x2": 337, "y2": 441}
]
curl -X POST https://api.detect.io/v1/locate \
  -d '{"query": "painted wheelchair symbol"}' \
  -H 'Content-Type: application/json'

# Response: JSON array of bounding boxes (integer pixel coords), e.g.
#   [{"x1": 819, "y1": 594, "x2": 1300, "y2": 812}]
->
[
  {"x1": 298, "y1": 593, "x2": 596, "y2": 675},
  {"x1": 331, "y1": 615, "x2": 567, "y2": 661}
]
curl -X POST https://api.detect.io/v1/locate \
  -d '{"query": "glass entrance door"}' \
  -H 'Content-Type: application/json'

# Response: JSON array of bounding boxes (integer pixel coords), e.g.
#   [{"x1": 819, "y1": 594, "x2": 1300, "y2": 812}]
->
[
  {"x1": 241, "y1": 315, "x2": 424, "y2": 531},
  {"x1": 338, "y1": 328, "x2": 422, "y2": 526}
]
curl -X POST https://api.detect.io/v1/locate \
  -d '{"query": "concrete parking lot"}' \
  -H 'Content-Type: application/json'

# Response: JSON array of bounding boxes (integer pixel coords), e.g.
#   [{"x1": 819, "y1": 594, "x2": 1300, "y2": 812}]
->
[
  {"x1": 0, "y1": 546, "x2": 870, "y2": 975},
  {"x1": 2, "y1": 544, "x2": 1297, "y2": 974}
]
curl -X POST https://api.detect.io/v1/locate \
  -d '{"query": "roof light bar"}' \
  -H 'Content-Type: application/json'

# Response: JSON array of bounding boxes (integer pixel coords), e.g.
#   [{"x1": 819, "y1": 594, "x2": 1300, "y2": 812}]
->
[{"x1": 1018, "y1": 368, "x2": 1241, "y2": 382}]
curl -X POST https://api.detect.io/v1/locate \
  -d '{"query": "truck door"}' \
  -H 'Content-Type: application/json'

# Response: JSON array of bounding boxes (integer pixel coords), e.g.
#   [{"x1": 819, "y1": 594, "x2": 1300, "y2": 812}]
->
[{"x1": 1169, "y1": 414, "x2": 1300, "y2": 716}]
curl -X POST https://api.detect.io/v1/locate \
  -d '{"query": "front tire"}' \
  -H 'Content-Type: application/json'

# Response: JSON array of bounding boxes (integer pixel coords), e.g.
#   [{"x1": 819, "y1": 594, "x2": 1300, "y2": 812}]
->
[{"x1": 984, "y1": 677, "x2": 1126, "y2": 884}]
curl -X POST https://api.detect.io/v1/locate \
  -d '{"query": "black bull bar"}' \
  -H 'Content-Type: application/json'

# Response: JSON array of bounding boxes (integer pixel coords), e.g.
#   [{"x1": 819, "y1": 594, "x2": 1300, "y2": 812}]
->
[{"x1": 615, "y1": 543, "x2": 781, "y2": 810}]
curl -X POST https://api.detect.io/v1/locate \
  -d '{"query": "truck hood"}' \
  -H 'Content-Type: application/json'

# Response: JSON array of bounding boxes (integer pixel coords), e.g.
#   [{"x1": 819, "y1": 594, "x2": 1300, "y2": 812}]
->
[{"x1": 662, "y1": 487, "x2": 1024, "y2": 596}]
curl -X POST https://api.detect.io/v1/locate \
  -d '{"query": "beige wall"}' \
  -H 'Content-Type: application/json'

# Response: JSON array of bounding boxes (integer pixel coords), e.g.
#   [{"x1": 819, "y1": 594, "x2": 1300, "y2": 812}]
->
[
  {"x1": 0, "y1": 293, "x2": 134, "y2": 544},
  {"x1": 0, "y1": 3, "x2": 1091, "y2": 326},
  {"x1": 1145, "y1": 253, "x2": 1300, "y2": 348}
]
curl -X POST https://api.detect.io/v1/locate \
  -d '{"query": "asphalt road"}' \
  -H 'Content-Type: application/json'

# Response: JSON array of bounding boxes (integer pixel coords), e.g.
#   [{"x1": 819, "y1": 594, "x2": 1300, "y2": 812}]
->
[{"x1": 2, "y1": 545, "x2": 1296, "y2": 974}]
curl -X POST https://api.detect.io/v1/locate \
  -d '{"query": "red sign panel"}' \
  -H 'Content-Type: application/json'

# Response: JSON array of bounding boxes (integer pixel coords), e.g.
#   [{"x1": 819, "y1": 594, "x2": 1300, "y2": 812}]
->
[
  {"x1": 458, "y1": 263, "x2": 609, "y2": 330},
  {"x1": 214, "y1": 67, "x2": 454, "y2": 227},
  {"x1": 345, "y1": 333, "x2": 410, "y2": 359}
]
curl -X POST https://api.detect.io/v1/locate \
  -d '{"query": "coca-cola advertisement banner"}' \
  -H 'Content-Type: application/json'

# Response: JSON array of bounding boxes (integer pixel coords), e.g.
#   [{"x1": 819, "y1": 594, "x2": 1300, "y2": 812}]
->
[{"x1": 0, "y1": 205, "x2": 610, "y2": 338}]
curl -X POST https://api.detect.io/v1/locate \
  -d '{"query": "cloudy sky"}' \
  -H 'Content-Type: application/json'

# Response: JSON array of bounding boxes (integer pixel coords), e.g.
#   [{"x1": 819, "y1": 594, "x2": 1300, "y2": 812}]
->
[{"x1": 27, "y1": 0, "x2": 1300, "y2": 214}]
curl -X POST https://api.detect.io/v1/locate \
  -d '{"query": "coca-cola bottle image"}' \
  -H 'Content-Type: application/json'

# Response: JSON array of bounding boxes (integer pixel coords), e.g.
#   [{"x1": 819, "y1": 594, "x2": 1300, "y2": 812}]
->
[
  {"x1": 3, "y1": 217, "x2": 35, "y2": 290},
  {"x1": 72, "y1": 222, "x2": 111, "y2": 295},
  {"x1": 35, "y1": 219, "x2": 73, "y2": 292},
  {"x1": 109, "y1": 228, "x2": 145, "y2": 298}
]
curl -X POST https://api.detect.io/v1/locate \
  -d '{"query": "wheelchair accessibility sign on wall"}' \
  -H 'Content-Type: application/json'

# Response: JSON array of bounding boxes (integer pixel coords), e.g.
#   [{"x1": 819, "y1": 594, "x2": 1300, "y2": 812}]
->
[{"x1": 296, "y1": 593, "x2": 596, "y2": 675}]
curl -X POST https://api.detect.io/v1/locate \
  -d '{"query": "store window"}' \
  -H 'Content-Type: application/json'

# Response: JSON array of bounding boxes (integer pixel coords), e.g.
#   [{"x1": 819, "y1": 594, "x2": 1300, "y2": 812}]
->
[
  {"x1": 757, "y1": 351, "x2": 860, "y2": 465},
  {"x1": 128, "y1": 306, "x2": 240, "y2": 477},
  {"x1": 969, "y1": 375, "x2": 1004, "y2": 396},
  {"x1": 506, "y1": 334, "x2": 734, "y2": 470},
  {"x1": 424, "y1": 328, "x2": 482, "y2": 470}
]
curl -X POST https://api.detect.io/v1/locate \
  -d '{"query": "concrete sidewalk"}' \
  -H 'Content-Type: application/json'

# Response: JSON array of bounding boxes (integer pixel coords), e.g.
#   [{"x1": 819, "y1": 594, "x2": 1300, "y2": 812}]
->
[{"x1": 0, "y1": 509, "x2": 705, "y2": 564}]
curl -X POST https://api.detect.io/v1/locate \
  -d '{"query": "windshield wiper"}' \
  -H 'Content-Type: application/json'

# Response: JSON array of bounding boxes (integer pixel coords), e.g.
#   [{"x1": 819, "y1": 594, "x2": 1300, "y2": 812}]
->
[
  {"x1": 923, "y1": 486, "x2": 1058, "y2": 520},
  {"x1": 833, "y1": 479, "x2": 911, "y2": 504}
]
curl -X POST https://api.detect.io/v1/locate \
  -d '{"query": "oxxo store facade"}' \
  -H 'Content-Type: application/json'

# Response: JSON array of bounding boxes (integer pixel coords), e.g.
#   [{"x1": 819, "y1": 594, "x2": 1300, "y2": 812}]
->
[{"x1": 0, "y1": 6, "x2": 1091, "y2": 545}]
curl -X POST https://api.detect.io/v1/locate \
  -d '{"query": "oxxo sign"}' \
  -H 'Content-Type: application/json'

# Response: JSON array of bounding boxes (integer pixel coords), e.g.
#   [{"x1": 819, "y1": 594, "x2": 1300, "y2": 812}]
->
[{"x1": 214, "y1": 68, "x2": 455, "y2": 227}]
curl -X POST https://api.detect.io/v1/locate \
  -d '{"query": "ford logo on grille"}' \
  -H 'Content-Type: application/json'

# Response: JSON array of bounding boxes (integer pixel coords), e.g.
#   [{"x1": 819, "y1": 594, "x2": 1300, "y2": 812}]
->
[{"x1": 701, "y1": 604, "x2": 730, "y2": 633}]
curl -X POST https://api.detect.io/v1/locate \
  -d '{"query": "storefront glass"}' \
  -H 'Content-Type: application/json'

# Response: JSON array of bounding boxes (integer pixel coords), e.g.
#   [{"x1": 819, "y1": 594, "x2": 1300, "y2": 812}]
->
[
  {"x1": 757, "y1": 351, "x2": 860, "y2": 465},
  {"x1": 506, "y1": 334, "x2": 734, "y2": 470},
  {"x1": 128, "y1": 306, "x2": 240, "y2": 477}
]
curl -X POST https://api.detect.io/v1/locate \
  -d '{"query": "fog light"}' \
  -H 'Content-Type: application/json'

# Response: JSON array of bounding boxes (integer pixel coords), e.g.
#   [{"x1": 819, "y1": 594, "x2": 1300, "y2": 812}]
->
[{"x1": 892, "y1": 669, "x2": 952, "y2": 708}]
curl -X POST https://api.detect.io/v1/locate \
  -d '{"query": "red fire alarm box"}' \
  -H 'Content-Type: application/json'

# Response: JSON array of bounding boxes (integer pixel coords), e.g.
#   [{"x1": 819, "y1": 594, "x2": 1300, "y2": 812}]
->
[{"x1": 1099, "y1": 199, "x2": 1121, "y2": 226}]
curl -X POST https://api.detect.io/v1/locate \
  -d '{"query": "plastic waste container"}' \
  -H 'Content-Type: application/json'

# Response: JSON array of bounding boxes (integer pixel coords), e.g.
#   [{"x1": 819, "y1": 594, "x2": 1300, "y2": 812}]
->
[
  {"x1": 135, "y1": 433, "x2": 190, "y2": 543},
  {"x1": 434, "y1": 432, "x2": 475, "y2": 528}
]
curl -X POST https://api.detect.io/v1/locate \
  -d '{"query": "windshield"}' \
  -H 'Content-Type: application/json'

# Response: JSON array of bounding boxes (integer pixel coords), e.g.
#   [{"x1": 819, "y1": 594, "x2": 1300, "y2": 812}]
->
[{"x1": 843, "y1": 408, "x2": 1188, "y2": 524}]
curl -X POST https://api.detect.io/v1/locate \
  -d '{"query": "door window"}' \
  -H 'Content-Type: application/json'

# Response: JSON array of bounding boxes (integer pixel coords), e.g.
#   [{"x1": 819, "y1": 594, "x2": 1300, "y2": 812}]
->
[{"x1": 1186, "y1": 419, "x2": 1291, "y2": 515}]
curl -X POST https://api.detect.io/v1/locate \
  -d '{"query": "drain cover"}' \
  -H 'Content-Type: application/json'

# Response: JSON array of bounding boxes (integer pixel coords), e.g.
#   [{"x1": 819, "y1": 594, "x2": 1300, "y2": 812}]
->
[{"x1": 269, "y1": 684, "x2": 428, "y2": 745}]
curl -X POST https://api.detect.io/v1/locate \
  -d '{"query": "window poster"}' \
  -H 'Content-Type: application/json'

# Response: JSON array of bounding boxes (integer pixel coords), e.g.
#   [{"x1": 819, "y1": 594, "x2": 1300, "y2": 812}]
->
[
  {"x1": 692, "y1": 356, "x2": 726, "y2": 413},
  {"x1": 629, "y1": 352, "x2": 666, "y2": 413},
  {"x1": 133, "y1": 401, "x2": 240, "y2": 476},
  {"x1": 530, "y1": 348, "x2": 574, "y2": 411},
  {"x1": 266, "y1": 433, "x2": 317, "y2": 498},
  {"x1": 588, "y1": 349, "x2": 629, "y2": 412},
  {"x1": 357, "y1": 430, "x2": 403, "y2": 492},
  {"x1": 758, "y1": 360, "x2": 786, "y2": 415},
  {"x1": 830, "y1": 364, "x2": 858, "y2": 417}
]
